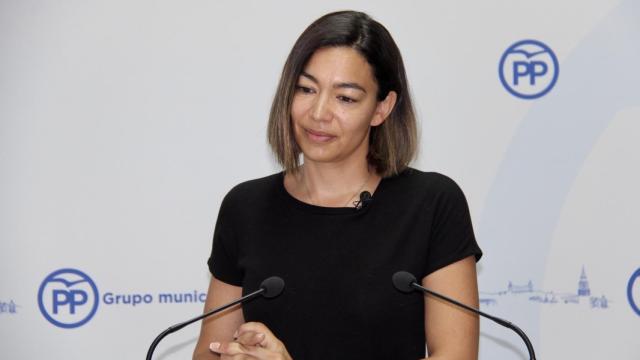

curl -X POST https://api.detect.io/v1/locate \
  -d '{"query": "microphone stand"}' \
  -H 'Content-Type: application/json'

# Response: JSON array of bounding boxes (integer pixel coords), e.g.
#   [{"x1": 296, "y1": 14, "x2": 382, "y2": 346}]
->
[
  {"x1": 410, "y1": 281, "x2": 536, "y2": 360},
  {"x1": 145, "y1": 288, "x2": 265, "y2": 360}
]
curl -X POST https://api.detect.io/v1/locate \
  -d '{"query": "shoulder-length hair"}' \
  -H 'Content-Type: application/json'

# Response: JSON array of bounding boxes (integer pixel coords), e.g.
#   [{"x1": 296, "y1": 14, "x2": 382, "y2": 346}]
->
[{"x1": 267, "y1": 10, "x2": 418, "y2": 177}]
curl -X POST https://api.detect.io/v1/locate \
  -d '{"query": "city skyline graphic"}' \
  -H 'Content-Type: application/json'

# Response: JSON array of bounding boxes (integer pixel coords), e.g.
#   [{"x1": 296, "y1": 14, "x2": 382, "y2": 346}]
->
[{"x1": 480, "y1": 266, "x2": 609, "y2": 309}]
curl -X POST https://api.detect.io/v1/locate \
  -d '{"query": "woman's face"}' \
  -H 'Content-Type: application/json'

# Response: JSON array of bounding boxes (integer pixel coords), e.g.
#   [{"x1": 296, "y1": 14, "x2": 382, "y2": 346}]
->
[{"x1": 291, "y1": 46, "x2": 394, "y2": 167}]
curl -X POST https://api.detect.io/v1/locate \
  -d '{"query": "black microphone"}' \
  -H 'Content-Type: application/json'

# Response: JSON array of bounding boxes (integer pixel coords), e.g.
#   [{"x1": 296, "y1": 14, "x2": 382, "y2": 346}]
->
[
  {"x1": 146, "y1": 276, "x2": 285, "y2": 360},
  {"x1": 392, "y1": 271, "x2": 536, "y2": 360},
  {"x1": 356, "y1": 191, "x2": 373, "y2": 210}
]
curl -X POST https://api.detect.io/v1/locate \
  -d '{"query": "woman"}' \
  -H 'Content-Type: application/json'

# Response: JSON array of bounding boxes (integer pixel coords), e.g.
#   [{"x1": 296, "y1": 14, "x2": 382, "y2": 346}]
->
[{"x1": 193, "y1": 11, "x2": 482, "y2": 360}]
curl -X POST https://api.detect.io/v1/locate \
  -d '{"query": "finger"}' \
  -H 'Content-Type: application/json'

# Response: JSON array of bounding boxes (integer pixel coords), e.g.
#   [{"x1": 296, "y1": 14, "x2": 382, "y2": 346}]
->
[
  {"x1": 236, "y1": 322, "x2": 277, "y2": 349},
  {"x1": 233, "y1": 344, "x2": 276, "y2": 360},
  {"x1": 234, "y1": 330, "x2": 266, "y2": 347},
  {"x1": 236, "y1": 322, "x2": 273, "y2": 337},
  {"x1": 223, "y1": 355, "x2": 256, "y2": 360},
  {"x1": 212, "y1": 341, "x2": 271, "y2": 360},
  {"x1": 220, "y1": 355, "x2": 255, "y2": 360},
  {"x1": 210, "y1": 341, "x2": 252, "y2": 356}
]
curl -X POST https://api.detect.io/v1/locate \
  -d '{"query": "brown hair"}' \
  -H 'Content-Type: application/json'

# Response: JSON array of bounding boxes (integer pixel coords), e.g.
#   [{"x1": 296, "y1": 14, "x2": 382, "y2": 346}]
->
[{"x1": 267, "y1": 11, "x2": 418, "y2": 177}]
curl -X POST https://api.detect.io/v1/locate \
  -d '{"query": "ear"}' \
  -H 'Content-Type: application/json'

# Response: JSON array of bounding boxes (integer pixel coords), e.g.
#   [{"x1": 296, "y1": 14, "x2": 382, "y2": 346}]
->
[{"x1": 370, "y1": 91, "x2": 397, "y2": 127}]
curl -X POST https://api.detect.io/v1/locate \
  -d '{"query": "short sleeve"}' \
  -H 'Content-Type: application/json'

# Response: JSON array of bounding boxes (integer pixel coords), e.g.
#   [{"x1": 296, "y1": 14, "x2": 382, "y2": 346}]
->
[
  {"x1": 423, "y1": 176, "x2": 482, "y2": 276},
  {"x1": 207, "y1": 192, "x2": 244, "y2": 286}
]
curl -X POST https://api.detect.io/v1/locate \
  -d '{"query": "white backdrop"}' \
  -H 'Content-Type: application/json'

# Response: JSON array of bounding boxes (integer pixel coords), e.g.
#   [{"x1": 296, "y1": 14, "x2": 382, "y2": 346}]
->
[{"x1": 1, "y1": 1, "x2": 639, "y2": 359}]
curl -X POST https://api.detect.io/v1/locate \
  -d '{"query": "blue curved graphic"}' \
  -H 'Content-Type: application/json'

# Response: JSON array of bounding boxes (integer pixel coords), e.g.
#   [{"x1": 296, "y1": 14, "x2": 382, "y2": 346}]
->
[
  {"x1": 628, "y1": 268, "x2": 640, "y2": 316},
  {"x1": 38, "y1": 268, "x2": 99, "y2": 329},
  {"x1": 480, "y1": 0, "x2": 640, "y2": 356}
]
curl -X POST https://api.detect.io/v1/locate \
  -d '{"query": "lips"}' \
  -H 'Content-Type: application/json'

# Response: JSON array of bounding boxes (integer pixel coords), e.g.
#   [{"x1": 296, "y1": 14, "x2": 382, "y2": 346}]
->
[{"x1": 304, "y1": 128, "x2": 335, "y2": 143}]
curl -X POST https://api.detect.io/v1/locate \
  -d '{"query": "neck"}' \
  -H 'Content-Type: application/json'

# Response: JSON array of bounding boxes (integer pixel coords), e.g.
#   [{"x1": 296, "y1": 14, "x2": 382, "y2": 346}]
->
[{"x1": 297, "y1": 158, "x2": 377, "y2": 207}]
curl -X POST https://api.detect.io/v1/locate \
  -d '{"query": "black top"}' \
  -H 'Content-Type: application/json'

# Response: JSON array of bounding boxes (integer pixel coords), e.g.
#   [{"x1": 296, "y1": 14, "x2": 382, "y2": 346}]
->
[{"x1": 208, "y1": 168, "x2": 482, "y2": 360}]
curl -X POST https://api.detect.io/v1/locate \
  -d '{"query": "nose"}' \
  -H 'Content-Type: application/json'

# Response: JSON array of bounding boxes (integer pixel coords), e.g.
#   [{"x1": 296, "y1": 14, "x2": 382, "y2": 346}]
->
[{"x1": 310, "y1": 93, "x2": 332, "y2": 122}]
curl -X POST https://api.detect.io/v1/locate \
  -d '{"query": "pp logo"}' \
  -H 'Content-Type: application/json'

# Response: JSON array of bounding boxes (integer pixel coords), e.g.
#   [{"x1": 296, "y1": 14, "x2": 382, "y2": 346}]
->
[
  {"x1": 499, "y1": 39, "x2": 559, "y2": 99},
  {"x1": 628, "y1": 268, "x2": 640, "y2": 317},
  {"x1": 38, "y1": 268, "x2": 99, "y2": 328}
]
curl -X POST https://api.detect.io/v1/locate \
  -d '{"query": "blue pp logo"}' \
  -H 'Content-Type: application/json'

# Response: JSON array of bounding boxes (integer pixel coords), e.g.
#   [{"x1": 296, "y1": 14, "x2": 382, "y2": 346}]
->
[
  {"x1": 38, "y1": 268, "x2": 99, "y2": 328},
  {"x1": 499, "y1": 39, "x2": 559, "y2": 99},
  {"x1": 628, "y1": 268, "x2": 640, "y2": 317}
]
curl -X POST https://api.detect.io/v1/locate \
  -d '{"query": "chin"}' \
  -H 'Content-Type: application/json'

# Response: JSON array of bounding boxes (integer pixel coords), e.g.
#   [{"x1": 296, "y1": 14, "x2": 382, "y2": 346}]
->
[{"x1": 300, "y1": 149, "x2": 338, "y2": 164}]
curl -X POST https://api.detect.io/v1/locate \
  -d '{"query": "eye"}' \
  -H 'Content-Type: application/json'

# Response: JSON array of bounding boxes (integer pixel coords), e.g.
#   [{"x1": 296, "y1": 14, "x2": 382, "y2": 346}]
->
[
  {"x1": 337, "y1": 95, "x2": 357, "y2": 104},
  {"x1": 295, "y1": 85, "x2": 315, "y2": 94}
]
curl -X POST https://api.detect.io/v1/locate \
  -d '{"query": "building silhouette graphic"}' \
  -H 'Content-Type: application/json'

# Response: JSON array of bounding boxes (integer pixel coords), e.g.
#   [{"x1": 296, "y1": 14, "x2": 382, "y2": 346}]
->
[
  {"x1": 508, "y1": 280, "x2": 534, "y2": 293},
  {"x1": 479, "y1": 266, "x2": 609, "y2": 309},
  {"x1": 578, "y1": 266, "x2": 591, "y2": 296}
]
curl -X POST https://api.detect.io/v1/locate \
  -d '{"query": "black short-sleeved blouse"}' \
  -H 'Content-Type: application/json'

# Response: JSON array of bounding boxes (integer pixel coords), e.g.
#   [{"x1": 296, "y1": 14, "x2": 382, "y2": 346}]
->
[{"x1": 208, "y1": 168, "x2": 482, "y2": 360}]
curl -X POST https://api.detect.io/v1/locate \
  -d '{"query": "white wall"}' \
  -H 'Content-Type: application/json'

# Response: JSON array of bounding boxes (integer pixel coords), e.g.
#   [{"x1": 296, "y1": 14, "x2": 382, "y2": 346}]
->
[{"x1": 1, "y1": 1, "x2": 639, "y2": 359}]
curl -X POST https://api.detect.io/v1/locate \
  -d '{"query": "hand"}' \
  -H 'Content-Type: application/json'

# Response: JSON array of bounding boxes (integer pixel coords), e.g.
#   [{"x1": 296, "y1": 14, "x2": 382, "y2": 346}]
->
[
  {"x1": 209, "y1": 322, "x2": 293, "y2": 360},
  {"x1": 214, "y1": 330, "x2": 264, "y2": 360}
]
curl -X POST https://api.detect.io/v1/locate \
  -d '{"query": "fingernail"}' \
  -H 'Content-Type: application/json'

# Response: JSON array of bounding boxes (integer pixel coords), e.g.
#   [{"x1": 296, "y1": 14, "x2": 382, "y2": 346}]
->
[
  {"x1": 210, "y1": 342, "x2": 220, "y2": 351},
  {"x1": 257, "y1": 333, "x2": 265, "y2": 340}
]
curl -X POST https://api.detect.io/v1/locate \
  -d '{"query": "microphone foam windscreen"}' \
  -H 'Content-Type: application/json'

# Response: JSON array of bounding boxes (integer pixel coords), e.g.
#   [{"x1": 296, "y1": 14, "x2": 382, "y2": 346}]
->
[
  {"x1": 260, "y1": 276, "x2": 285, "y2": 298},
  {"x1": 392, "y1": 271, "x2": 417, "y2": 293}
]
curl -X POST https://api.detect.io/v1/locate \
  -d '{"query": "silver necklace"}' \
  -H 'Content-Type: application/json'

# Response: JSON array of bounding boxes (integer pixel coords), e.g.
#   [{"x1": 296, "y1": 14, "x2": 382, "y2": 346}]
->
[{"x1": 302, "y1": 169, "x2": 371, "y2": 208}]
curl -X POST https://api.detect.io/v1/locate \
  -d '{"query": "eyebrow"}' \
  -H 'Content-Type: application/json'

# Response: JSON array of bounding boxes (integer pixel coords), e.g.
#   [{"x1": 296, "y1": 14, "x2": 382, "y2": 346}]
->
[{"x1": 300, "y1": 72, "x2": 367, "y2": 93}]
